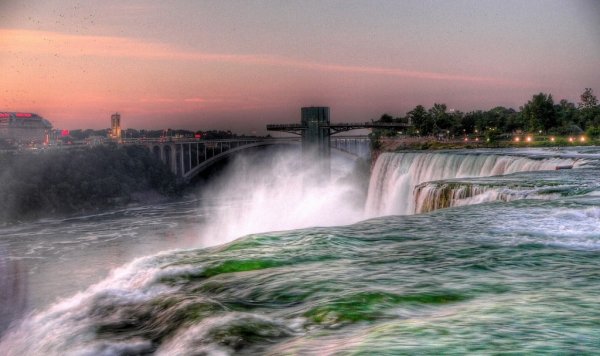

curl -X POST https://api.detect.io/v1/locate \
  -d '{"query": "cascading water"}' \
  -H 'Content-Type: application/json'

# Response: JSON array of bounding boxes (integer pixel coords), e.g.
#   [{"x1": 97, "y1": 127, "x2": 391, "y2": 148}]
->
[
  {"x1": 365, "y1": 152, "x2": 581, "y2": 216},
  {"x1": 413, "y1": 182, "x2": 565, "y2": 213},
  {"x1": 2, "y1": 148, "x2": 599, "y2": 355}
]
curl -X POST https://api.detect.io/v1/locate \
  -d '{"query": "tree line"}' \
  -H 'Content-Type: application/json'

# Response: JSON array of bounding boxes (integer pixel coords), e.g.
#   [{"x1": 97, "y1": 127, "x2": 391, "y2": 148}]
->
[
  {"x1": 375, "y1": 88, "x2": 600, "y2": 139},
  {"x1": 0, "y1": 145, "x2": 181, "y2": 223}
]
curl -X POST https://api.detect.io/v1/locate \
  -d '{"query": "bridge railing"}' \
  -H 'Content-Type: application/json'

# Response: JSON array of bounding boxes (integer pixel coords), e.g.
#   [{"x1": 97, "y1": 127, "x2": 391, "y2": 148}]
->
[
  {"x1": 265, "y1": 124, "x2": 305, "y2": 130},
  {"x1": 121, "y1": 137, "x2": 266, "y2": 145}
]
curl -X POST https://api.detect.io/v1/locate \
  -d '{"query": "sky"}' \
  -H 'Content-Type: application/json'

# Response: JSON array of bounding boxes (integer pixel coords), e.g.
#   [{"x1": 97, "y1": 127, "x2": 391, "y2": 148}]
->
[{"x1": 1, "y1": 0, "x2": 599, "y2": 133}]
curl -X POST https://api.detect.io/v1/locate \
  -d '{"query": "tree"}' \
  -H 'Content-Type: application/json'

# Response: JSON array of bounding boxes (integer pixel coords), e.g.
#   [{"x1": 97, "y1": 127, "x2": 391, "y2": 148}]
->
[
  {"x1": 461, "y1": 111, "x2": 479, "y2": 134},
  {"x1": 577, "y1": 88, "x2": 600, "y2": 129},
  {"x1": 378, "y1": 113, "x2": 394, "y2": 123},
  {"x1": 407, "y1": 105, "x2": 433, "y2": 135},
  {"x1": 373, "y1": 114, "x2": 396, "y2": 137},
  {"x1": 579, "y1": 88, "x2": 598, "y2": 109},
  {"x1": 520, "y1": 93, "x2": 557, "y2": 132},
  {"x1": 428, "y1": 103, "x2": 451, "y2": 133},
  {"x1": 554, "y1": 99, "x2": 579, "y2": 133}
]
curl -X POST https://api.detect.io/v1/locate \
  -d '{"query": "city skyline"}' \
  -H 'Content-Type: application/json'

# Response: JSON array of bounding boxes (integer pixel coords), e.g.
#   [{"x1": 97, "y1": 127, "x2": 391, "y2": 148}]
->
[{"x1": 1, "y1": 0, "x2": 599, "y2": 133}]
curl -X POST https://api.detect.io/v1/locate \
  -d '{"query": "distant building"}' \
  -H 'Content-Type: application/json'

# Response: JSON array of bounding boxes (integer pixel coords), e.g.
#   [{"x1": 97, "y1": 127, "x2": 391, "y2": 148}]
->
[
  {"x1": 0, "y1": 112, "x2": 52, "y2": 143},
  {"x1": 110, "y1": 112, "x2": 122, "y2": 141}
]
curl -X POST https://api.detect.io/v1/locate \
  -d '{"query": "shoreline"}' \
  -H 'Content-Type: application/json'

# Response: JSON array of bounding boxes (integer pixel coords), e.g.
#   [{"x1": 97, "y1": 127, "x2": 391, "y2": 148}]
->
[{"x1": 375, "y1": 136, "x2": 598, "y2": 152}]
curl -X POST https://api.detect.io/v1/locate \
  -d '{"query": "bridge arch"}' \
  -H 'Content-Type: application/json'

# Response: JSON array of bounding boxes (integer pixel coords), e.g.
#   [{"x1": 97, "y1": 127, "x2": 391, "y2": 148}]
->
[
  {"x1": 140, "y1": 136, "x2": 369, "y2": 183},
  {"x1": 184, "y1": 140, "x2": 299, "y2": 182}
]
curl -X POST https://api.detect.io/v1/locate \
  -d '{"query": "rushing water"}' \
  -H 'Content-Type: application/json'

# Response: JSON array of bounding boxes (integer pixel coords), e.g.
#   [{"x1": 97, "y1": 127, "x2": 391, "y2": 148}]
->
[{"x1": 1, "y1": 147, "x2": 600, "y2": 354}]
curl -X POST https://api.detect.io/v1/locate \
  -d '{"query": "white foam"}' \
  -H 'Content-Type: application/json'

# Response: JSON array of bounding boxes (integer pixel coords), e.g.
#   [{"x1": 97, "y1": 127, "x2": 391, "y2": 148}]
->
[
  {"x1": 491, "y1": 207, "x2": 600, "y2": 249},
  {"x1": 0, "y1": 252, "x2": 194, "y2": 355},
  {"x1": 366, "y1": 152, "x2": 580, "y2": 216}
]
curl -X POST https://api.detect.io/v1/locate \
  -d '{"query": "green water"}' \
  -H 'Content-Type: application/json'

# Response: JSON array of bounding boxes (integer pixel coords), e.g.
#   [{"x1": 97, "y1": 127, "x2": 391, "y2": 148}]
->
[{"x1": 1, "y1": 148, "x2": 600, "y2": 355}]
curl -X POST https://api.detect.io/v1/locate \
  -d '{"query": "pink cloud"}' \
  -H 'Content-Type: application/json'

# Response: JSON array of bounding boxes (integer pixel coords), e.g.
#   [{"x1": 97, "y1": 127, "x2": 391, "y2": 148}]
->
[
  {"x1": 0, "y1": 29, "x2": 532, "y2": 88},
  {"x1": 183, "y1": 98, "x2": 207, "y2": 103}
]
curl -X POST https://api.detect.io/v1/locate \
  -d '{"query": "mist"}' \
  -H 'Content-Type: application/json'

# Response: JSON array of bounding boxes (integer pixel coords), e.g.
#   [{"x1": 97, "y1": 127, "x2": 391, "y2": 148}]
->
[{"x1": 196, "y1": 146, "x2": 370, "y2": 246}]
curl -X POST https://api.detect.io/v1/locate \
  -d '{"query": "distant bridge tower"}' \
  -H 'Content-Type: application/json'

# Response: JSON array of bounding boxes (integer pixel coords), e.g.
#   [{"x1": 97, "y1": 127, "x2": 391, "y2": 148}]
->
[
  {"x1": 301, "y1": 107, "x2": 331, "y2": 175},
  {"x1": 267, "y1": 106, "x2": 410, "y2": 178}
]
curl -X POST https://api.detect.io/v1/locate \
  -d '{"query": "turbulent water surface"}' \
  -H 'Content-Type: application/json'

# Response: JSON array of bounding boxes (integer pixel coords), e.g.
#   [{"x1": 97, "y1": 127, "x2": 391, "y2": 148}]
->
[{"x1": 1, "y1": 147, "x2": 600, "y2": 354}]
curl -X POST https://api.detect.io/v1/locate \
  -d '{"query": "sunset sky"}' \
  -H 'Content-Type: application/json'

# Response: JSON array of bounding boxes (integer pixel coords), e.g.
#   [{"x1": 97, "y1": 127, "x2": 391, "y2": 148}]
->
[{"x1": 1, "y1": 0, "x2": 599, "y2": 133}]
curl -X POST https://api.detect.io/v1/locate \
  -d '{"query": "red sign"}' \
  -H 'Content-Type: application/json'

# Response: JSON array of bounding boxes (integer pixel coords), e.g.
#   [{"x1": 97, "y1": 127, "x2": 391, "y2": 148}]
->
[
  {"x1": 195, "y1": 133, "x2": 202, "y2": 139},
  {"x1": 0, "y1": 113, "x2": 9, "y2": 118},
  {"x1": 61, "y1": 129, "x2": 70, "y2": 137},
  {"x1": 16, "y1": 113, "x2": 32, "y2": 118}
]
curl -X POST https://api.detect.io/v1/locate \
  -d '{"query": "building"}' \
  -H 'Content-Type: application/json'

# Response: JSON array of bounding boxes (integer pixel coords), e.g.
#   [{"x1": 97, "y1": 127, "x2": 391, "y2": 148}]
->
[
  {"x1": 0, "y1": 112, "x2": 52, "y2": 144},
  {"x1": 110, "y1": 112, "x2": 122, "y2": 140}
]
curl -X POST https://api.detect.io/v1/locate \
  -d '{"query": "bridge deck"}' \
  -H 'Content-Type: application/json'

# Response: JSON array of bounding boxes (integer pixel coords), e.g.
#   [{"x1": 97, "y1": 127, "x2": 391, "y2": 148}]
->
[{"x1": 267, "y1": 122, "x2": 410, "y2": 134}]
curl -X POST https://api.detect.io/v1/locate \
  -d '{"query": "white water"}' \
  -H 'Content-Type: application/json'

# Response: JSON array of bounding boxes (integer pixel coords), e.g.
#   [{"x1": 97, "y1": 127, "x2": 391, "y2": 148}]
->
[
  {"x1": 197, "y1": 149, "x2": 366, "y2": 245},
  {"x1": 366, "y1": 152, "x2": 581, "y2": 216},
  {"x1": 0, "y1": 149, "x2": 589, "y2": 355},
  {"x1": 0, "y1": 252, "x2": 186, "y2": 355},
  {"x1": 414, "y1": 182, "x2": 564, "y2": 213}
]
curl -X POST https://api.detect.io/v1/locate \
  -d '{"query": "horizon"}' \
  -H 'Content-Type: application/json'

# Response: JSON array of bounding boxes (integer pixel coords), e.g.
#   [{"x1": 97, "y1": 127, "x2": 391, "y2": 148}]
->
[{"x1": 1, "y1": 0, "x2": 599, "y2": 133}]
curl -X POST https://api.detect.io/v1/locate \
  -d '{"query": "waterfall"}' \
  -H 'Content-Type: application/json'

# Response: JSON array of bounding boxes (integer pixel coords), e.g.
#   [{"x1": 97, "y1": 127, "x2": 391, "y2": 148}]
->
[{"x1": 365, "y1": 152, "x2": 579, "y2": 216}]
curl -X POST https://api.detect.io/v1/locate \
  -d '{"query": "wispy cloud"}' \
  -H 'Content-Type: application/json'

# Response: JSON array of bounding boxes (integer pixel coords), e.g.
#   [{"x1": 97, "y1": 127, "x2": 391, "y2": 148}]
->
[
  {"x1": 0, "y1": 29, "x2": 530, "y2": 87},
  {"x1": 183, "y1": 98, "x2": 207, "y2": 103}
]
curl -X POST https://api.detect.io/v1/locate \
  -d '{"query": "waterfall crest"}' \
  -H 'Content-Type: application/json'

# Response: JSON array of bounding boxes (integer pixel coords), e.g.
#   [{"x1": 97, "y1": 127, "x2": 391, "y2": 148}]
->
[{"x1": 366, "y1": 152, "x2": 579, "y2": 216}]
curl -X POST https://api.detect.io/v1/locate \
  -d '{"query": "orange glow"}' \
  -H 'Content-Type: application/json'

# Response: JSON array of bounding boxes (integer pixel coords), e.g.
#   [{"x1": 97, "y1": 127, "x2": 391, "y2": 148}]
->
[
  {"x1": 514, "y1": 137, "x2": 520, "y2": 142},
  {"x1": 550, "y1": 137, "x2": 555, "y2": 142},
  {"x1": 580, "y1": 136, "x2": 586, "y2": 142},
  {"x1": 526, "y1": 136, "x2": 532, "y2": 142},
  {"x1": 569, "y1": 137, "x2": 574, "y2": 142}
]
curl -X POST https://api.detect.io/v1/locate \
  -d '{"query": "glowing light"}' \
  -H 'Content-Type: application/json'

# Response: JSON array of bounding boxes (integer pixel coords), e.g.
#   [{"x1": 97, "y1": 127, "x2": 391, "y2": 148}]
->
[
  {"x1": 515, "y1": 137, "x2": 520, "y2": 142},
  {"x1": 550, "y1": 137, "x2": 555, "y2": 142},
  {"x1": 580, "y1": 136, "x2": 586, "y2": 142},
  {"x1": 526, "y1": 136, "x2": 532, "y2": 142},
  {"x1": 569, "y1": 137, "x2": 574, "y2": 142},
  {"x1": 464, "y1": 137, "x2": 468, "y2": 142},
  {"x1": 475, "y1": 137, "x2": 479, "y2": 142},
  {"x1": 61, "y1": 129, "x2": 70, "y2": 137}
]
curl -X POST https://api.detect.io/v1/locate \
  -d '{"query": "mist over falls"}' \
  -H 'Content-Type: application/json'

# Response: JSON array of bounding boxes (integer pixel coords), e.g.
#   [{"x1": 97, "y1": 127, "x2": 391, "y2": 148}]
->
[
  {"x1": 196, "y1": 147, "x2": 370, "y2": 244},
  {"x1": 196, "y1": 147, "x2": 584, "y2": 244}
]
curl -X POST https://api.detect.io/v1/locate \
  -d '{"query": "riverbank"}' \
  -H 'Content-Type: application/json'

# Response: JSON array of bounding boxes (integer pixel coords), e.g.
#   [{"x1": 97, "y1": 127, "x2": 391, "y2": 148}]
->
[
  {"x1": 0, "y1": 145, "x2": 182, "y2": 224},
  {"x1": 376, "y1": 136, "x2": 599, "y2": 152}
]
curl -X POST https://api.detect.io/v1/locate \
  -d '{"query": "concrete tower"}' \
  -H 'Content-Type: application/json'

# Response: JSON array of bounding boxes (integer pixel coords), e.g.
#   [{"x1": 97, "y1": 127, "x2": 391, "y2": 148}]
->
[{"x1": 301, "y1": 107, "x2": 330, "y2": 177}]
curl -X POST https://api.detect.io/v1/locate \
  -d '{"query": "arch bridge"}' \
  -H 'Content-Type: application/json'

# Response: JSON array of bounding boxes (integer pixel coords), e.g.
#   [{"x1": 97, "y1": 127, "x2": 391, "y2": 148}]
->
[
  {"x1": 131, "y1": 106, "x2": 408, "y2": 182},
  {"x1": 129, "y1": 136, "x2": 369, "y2": 182}
]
